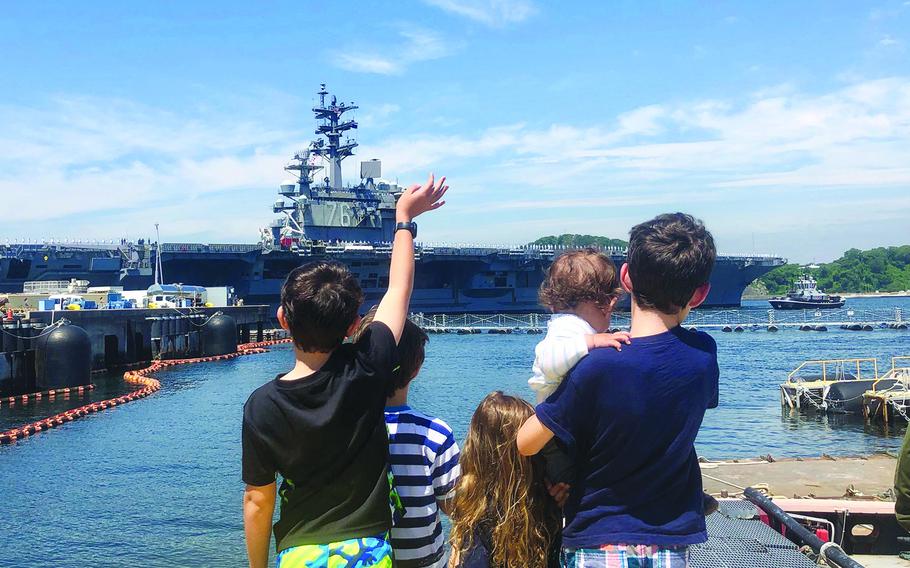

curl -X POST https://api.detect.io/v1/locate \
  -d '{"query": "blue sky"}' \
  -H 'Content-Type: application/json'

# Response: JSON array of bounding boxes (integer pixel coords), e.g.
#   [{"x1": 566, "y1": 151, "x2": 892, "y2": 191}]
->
[{"x1": 1, "y1": 0, "x2": 909, "y2": 262}]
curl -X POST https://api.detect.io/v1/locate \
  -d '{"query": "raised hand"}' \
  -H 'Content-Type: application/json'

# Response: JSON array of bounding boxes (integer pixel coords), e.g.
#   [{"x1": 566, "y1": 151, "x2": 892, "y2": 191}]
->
[{"x1": 396, "y1": 173, "x2": 448, "y2": 222}]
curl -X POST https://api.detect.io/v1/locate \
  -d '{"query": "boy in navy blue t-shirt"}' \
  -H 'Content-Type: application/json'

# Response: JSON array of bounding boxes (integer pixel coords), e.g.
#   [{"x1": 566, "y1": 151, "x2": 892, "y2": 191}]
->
[{"x1": 518, "y1": 213, "x2": 719, "y2": 568}]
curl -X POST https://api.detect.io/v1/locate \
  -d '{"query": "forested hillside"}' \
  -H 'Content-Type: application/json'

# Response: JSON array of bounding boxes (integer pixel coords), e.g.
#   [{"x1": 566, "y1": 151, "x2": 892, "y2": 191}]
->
[
  {"x1": 759, "y1": 246, "x2": 910, "y2": 294},
  {"x1": 532, "y1": 234, "x2": 628, "y2": 248}
]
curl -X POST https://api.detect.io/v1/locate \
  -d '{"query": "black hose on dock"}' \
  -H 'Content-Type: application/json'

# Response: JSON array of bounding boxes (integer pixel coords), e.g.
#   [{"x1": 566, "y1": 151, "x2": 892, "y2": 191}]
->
[{"x1": 743, "y1": 487, "x2": 863, "y2": 568}]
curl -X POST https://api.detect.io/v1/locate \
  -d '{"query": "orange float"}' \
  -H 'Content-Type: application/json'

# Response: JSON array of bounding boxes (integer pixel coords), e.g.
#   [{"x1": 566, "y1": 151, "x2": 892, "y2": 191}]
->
[{"x1": 0, "y1": 341, "x2": 281, "y2": 444}]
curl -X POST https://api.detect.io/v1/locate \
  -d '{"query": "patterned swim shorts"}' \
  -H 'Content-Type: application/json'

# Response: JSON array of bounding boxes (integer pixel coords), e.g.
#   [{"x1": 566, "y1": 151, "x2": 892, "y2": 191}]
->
[
  {"x1": 276, "y1": 533, "x2": 393, "y2": 568},
  {"x1": 561, "y1": 544, "x2": 689, "y2": 568}
]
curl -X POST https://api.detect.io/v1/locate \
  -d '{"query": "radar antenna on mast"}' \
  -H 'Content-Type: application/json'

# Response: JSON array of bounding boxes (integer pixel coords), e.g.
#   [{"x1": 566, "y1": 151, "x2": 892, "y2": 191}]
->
[{"x1": 309, "y1": 84, "x2": 358, "y2": 191}]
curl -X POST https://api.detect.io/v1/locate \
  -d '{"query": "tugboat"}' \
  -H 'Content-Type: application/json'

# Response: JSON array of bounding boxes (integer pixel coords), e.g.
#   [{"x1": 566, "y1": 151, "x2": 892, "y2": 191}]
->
[{"x1": 769, "y1": 275, "x2": 845, "y2": 310}]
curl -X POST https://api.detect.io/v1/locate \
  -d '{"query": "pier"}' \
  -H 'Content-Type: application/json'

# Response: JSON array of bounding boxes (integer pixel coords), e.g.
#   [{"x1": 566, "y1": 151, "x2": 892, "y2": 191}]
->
[
  {"x1": 1, "y1": 305, "x2": 273, "y2": 397},
  {"x1": 411, "y1": 306, "x2": 907, "y2": 334}
]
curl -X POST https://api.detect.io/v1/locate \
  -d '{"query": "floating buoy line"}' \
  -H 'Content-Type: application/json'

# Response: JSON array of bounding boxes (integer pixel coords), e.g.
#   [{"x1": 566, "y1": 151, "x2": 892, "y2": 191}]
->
[{"x1": 0, "y1": 338, "x2": 293, "y2": 445}]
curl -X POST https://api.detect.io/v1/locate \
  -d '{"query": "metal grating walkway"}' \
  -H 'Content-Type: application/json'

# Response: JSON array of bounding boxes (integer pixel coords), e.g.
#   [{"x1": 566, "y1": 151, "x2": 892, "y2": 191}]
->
[{"x1": 690, "y1": 500, "x2": 817, "y2": 568}]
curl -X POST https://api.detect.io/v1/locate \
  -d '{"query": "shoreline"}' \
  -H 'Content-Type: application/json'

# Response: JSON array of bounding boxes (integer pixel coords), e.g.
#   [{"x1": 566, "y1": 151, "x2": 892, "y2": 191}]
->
[
  {"x1": 841, "y1": 292, "x2": 910, "y2": 299},
  {"x1": 743, "y1": 292, "x2": 910, "y2": 301}
]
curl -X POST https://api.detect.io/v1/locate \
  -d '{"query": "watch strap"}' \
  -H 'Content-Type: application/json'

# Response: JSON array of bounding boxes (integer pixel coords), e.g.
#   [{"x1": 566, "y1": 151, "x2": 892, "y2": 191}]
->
[{"x1": 395, "y1": 222, "x2": 417, "y2": 238}]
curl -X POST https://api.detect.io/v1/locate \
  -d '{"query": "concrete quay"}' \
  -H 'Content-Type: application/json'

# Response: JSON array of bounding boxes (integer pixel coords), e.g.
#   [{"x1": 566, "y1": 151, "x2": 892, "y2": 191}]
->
[
  {"x1": 1, "y1": 306, "x2": 273, "y2": 397},
  {"x1": 701, "y1": 453, "x2": 898, "y2": 499}
]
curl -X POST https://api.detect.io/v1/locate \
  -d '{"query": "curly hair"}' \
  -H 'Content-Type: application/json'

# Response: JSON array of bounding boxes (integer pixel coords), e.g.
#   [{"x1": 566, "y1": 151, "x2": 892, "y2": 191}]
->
[
  {"x1": 539, "y1": 248, "x2": 622, "y2": 312},
  {"x1": 448, "y1": 392, "x2": 560, "y2": 568}
]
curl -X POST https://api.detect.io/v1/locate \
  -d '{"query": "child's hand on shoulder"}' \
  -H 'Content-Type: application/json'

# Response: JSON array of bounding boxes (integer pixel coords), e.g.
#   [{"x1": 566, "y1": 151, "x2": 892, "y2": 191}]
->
[
  {"x1": 587, "y1": 331, "x2": 631, "y2": 351},
  {"x1": 396, "y1": 173, "x2": 448, "y2": 221}
]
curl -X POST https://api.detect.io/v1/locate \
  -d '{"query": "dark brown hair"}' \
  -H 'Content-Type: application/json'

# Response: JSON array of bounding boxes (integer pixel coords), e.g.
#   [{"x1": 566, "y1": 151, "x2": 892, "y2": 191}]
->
[
  {"x1": 627, "y1": 212, "x2": 716, "y2": 314},
  {"x1": 387, "y1": 320, "x2": 429, "y2": 397},
  {"x1": 280, "y1": 261, "x2": 364, "y2": 352},
  {"x1": 539, "y1": 249, "x2": 622, "y2": 312}
]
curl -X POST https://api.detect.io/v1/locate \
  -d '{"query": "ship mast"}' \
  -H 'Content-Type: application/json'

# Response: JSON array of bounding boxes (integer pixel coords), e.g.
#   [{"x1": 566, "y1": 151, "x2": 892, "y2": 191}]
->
[
  {"x1": 284, "y1": 149, "x2": 322, "y2": 197},
  {"x1": 154, "y1": 223, "x2": 164, "y2": 285},
  {"x1": 309, "y1": 83, "x2": 358, "y2": 190}
]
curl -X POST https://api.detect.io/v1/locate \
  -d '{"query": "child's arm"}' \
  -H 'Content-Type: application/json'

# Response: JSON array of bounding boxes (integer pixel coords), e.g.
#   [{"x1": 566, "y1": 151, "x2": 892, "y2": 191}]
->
[
  {"x1": 516, "y1": 414, "x2": 555, "y2": 456},
  {"x1": 587, "y1": 331, "x2": 631, "y2": 351},
  {"x1": 432, "y1": 430, "x2": 461, "y2": 516},
  {"x1": 533, "y1": 335, "x2": 590, "y2": 382},
  {"x1": 531, "y1": 331, "x2": 631, "y2": 386},
  {"x1": 243, "y1": 482, "x2": 276, "y2": 568},
  {"x1": 374, "y1": 173, "x2": 448, "y2": 343}
]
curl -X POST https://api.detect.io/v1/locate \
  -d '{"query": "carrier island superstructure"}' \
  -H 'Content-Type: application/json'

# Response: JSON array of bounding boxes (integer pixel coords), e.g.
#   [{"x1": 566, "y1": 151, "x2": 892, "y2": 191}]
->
[{"x1": 0, "y1": 85, "x2": 786, "y2": 313}]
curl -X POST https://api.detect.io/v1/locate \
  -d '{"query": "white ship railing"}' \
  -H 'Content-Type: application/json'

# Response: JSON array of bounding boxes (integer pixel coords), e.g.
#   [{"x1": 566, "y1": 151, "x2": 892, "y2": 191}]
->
[
  {"x1": 1, "y1": 237, "x2": 785, "y2": 263},
  {"x1": 160, "y1": 243, "x2": 262, "y2": 253},
  {"x1": 410, "y1": 307, "x2": 905, "y2": 331}
]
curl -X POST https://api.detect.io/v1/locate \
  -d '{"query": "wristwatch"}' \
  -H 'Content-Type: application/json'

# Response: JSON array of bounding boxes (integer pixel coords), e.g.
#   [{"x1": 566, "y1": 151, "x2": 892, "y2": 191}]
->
[{"x1": 395, "y1": 221, "x2": 417, "y2": 238}]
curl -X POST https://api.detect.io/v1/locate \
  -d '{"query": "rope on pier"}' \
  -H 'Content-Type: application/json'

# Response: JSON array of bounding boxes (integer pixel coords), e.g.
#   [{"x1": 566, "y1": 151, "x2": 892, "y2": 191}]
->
[
  {"x1": 0, "y1": 318, "x2": 67, "y2": 340},
  {"x1": 701, "y1": 472, "x2": 748, "y2": 491},
  {"x1": 0, "y1": 338, "x2": 292, "y2": 445}
]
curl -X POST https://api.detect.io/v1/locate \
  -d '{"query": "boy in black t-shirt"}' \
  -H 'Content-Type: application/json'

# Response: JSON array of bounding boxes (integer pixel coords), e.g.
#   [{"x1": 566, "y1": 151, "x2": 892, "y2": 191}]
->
[{"x1": 242, "y1": 174, "x2": 449, "y2": 568}]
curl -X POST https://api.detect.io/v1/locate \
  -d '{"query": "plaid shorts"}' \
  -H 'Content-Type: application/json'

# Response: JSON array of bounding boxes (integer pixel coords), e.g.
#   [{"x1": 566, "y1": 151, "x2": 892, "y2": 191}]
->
[{"x1": 561, "y1": 544, "x2": 689, "y2": 568}]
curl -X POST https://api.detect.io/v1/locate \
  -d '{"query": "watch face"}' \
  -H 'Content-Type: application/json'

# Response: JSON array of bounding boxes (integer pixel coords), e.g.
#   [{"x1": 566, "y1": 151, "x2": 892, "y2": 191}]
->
[{"x1": 396, "y1": 222, "x2": 416, "y2": 237}]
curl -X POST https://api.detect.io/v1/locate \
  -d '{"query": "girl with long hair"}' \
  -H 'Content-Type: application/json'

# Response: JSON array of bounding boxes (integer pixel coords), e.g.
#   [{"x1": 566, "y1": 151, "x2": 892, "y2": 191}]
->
[{"x1": 448, "y1": 392, "x2": 561, "y2": 568}]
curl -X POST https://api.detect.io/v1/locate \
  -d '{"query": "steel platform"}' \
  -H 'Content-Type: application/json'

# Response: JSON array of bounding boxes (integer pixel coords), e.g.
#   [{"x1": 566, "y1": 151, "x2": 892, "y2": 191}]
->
[{"x1": 691, "y1": 500, "x2": 817, "y2": 568}]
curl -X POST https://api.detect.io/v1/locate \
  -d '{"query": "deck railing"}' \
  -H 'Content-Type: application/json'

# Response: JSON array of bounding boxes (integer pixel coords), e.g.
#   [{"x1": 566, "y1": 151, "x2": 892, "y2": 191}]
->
[{"x1": 410, "y1": 307, "x2": 905, "y2": 332}]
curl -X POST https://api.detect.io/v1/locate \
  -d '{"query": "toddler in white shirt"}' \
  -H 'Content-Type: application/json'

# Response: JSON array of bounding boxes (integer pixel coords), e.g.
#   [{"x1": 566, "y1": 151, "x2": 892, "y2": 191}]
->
[
  {"x1": 529, "y1": 249, "x2": 630, "y2": 484},
  {"x1": 530, "y1": 249, "x2": 630, "y2": 404}
]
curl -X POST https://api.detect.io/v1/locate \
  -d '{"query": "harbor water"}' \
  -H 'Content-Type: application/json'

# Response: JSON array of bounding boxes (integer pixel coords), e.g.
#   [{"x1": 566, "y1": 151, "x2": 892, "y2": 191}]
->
[{"x1": 1, "y1": 296, "x2": 909, "y2": 566}]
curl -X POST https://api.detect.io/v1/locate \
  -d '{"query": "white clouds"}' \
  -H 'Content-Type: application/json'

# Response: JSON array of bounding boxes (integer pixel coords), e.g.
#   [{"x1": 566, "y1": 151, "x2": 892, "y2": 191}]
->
[
  {"x1": 0, "y1": 95, "x2": 295, "y2": 232},
  {"x1": 357, "y1": 103, "x2": 401, "y2": 129},
  {"x1": 615, "y1": 105, "x2": 667, "y2": 138},
  {"x1": 331, "y1": 28, "x2": 453, "y2": 75},
  {"x1": 3, "y1": 77, "x2": 910, "y2": 259},
  {"x1": 332, "y1": 53, "x2": 402, "y2": 75},
  {"x1": 399, "y1": 29, "x2": 452, "y2": 61},
  {"x1": 879, "y1": 34, "x2": 902, "y2": 48},
  {"x1": 355, "y1": 77, "x2": 910, "y2": 253},
  {"x1": 422, "y1": 0, "x2": 537, "y2": 26}
]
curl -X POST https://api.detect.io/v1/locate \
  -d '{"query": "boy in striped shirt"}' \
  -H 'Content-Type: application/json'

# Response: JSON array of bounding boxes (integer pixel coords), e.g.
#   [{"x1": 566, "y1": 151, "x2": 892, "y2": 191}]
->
[{"x1": 385, "y1": 320, "x2": 460, "y2": 568}]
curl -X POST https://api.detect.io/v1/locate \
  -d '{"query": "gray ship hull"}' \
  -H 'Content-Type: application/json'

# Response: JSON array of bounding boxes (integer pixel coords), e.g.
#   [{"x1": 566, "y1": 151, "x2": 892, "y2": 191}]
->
[
  {"x1": 1, "y1": 242, "x2": 784, "y2": 313},
  {"x1": 164, "y1": 246, "x2": 785, "y2": 312}
]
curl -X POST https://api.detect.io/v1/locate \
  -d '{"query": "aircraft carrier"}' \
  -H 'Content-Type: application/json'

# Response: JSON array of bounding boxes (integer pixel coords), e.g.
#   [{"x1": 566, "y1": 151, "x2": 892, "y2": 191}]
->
[{"x1": 0, "y1": 85, "x2": 786, "y2": 313}]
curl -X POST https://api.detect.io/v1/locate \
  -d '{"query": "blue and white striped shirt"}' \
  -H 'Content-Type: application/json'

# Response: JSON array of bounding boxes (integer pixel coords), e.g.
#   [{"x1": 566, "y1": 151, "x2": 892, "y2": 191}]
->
[{"x1": 385, "y1": 405, "x2": 461, "y2": 568}]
